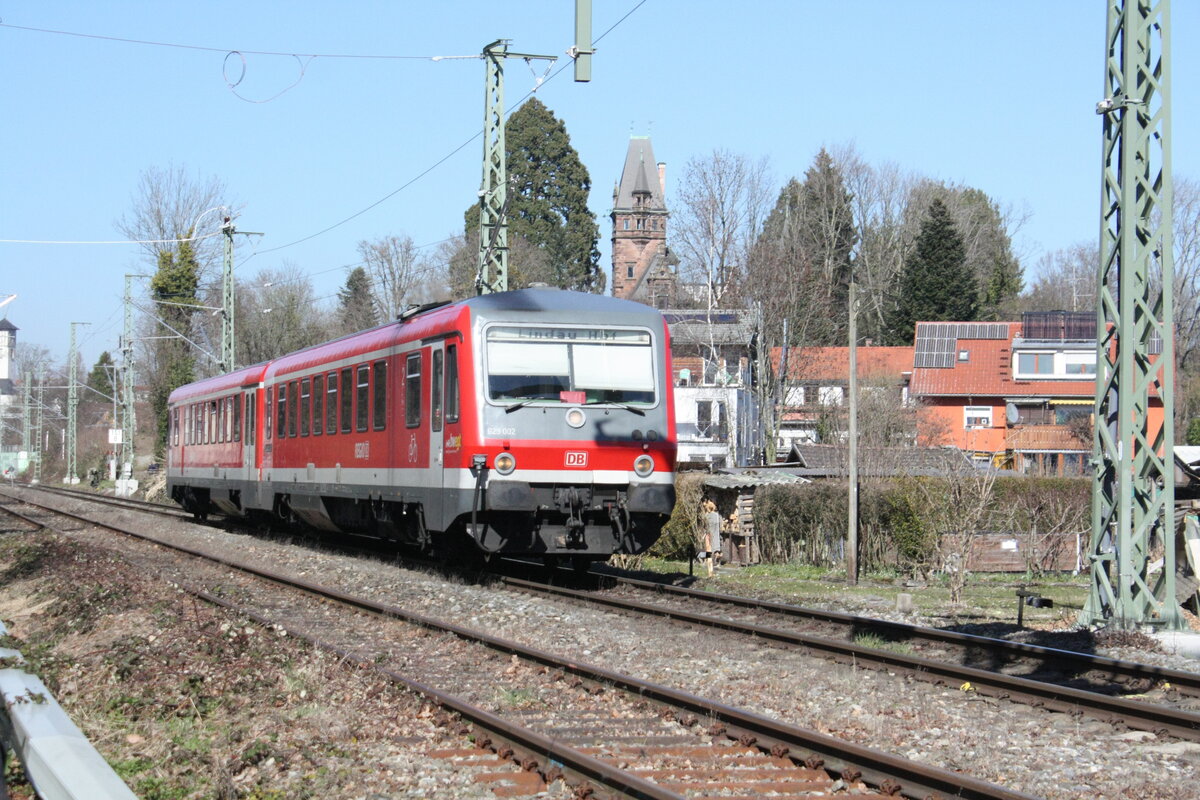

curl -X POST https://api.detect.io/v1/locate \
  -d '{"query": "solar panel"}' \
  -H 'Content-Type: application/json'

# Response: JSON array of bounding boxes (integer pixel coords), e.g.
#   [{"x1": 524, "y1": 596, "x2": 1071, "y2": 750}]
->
[{"x1": 914, "y1": 322, "x2": 1008, "y2": 368}]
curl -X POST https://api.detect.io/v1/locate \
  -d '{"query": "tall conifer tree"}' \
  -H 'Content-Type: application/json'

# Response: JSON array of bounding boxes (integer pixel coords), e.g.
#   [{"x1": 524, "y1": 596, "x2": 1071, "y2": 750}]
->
[
  {"x1": 460, "y1": 98, "x2": 602, "y2": 293},
  {"x1": 887, "y1": 198, "x2": 976, "y2": 344}
]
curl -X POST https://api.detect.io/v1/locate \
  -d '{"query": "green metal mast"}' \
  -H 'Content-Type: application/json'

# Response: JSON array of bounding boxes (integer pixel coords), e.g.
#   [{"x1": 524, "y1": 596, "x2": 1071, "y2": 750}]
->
[
  {"x1": 474, "y1": 1, "x2": 591, "y2": 295},
  {"x1": 221, "y1": 218, "x2": 236, "y2": 372},
  {"x1": 1083, "y1": 0, "x2": 1182, "y2": 630},
  {"x1": 66, "y1": 321, "x2": 88, "y2": 484},
  {"x1": 475, "y1": 40, "x2": 511, "y2": 295},
  {"x1": 121, "y1": 275, "x2": 141, "y2": 484},
  {"x1": 32, "y1": 364, "x2": 44, "y2": 484}
]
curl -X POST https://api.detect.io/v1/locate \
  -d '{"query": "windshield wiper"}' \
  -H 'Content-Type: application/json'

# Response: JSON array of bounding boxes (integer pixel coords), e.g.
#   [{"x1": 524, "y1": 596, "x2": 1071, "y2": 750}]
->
[
  {"x1": 504, "y1": 399, "x2": 535, "y2": 413},
  {"x1": 584, "y1": 399, "x2": 645, "y2": 416}
]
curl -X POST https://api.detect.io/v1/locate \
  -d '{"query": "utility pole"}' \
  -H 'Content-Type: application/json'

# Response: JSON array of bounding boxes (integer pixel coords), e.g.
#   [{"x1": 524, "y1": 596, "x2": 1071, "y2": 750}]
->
[
  {"x1": 475, "y1": 1, "x2": 592, "y2": 295},
  {"x1": 20, "y1": 377, "x2": 31, "y2": 456},
  {"x1": 847, "y1": 266, "x2": 859, "y2": 585},
  {"x1": 32, "y1": 364, "x2": 44, "y2": 484},
  {"x1": 66, "y1": 321, "x2": 89, "y2": 484},
  {"x1": 1082, "y1": 0, "x2": 1182, "y2": 630},
  {"x1": 118, "y1": 274, "x2": 146, "y2": 496},
  {"x1": 217, "y1": 218, "x2": 261, "y2": 372}
]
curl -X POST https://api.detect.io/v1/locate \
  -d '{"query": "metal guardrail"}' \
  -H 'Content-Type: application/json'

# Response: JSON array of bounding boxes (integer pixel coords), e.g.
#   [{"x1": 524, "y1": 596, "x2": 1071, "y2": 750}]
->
[{"x1": 0, "y1": 620, "x2": 137, "y2": 800}]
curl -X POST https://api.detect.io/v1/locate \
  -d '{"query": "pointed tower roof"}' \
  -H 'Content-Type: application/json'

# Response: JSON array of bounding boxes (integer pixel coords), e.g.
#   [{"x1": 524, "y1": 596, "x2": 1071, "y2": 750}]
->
[{"x1": 614, "y1": 136, "x2": 665, "y2": 210}]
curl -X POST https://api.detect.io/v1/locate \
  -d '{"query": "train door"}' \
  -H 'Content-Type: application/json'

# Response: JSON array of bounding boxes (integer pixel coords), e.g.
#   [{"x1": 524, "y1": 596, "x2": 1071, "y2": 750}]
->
[
  {"x1": 434, "y1": 342, "x2": 460, "y2": 532},
  {"x1": 242, "y1": 389, "x2": 257, "y2": 481}
]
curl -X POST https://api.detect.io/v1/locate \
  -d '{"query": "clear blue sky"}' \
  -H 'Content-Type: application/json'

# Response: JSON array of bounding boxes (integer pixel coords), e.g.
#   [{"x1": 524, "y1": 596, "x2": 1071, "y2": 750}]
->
[{"x1": 2, "y1": 1, "x2": 1197, "y2": 368}]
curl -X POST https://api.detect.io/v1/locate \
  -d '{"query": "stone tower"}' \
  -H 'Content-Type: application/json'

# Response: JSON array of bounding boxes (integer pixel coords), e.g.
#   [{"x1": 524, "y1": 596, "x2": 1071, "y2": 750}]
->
[{"x1": 611, "y1": 136, "x2": 676, "y2": 305}]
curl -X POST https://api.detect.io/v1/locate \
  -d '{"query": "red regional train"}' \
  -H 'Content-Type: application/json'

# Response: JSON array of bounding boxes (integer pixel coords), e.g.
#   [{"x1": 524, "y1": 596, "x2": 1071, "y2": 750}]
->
[{"x1": 166, "y1": 288, "x2": 677, "y2": 566}]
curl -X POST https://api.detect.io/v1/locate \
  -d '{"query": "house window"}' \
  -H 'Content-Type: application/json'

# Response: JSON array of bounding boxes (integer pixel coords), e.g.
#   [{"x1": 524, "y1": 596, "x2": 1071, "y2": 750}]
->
[
  {"x1": 626, "y1": 265, "x2": 634, "y2": 279},
  {"x1": 818, "y1": 386, "x2": 844, "y2": 406},
  {"x1": 964, "y1": 406, "x2": 993, "y2": 428},
  {"x1": 1016, "y1": 352, "x2": 1055, "y2": 376},
  {"x1": 623, "y1": 219, "x2": 629, "y2": 230},
  {"x1": 784, "y1": 386, "x2": 805, "y2": 406},
  {"x1": 697, "y1": 400, "x2": 713, "y2": 437},
  {"x1": 958, "y1": 350, "x2": 969, "y2": 362}
]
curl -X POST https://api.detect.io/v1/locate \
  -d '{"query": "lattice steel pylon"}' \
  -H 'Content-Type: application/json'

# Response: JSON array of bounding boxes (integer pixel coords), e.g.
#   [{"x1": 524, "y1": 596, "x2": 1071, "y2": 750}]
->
[
  {"x1": 475, "y1": 40, "x2": 511, "y2": 296},
  {"x1": 1082, "y1": 0, "x2": 1183, "y2": 630}
]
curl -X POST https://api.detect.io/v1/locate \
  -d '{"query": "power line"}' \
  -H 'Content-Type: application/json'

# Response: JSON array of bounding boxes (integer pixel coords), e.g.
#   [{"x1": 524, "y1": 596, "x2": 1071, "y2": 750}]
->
[
  {"x1": 0, "y1": 21, "x2": 443, "y2": 59},
  {"x1": 0, "y1": 231, "x2": 225, "y2": 246}
]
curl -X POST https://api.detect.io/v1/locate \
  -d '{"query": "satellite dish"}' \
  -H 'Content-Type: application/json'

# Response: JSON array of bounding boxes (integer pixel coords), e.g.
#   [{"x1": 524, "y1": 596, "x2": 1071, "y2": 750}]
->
[{"x1": 1005, "y1": 402, "x2": 1019, "y2": 425}]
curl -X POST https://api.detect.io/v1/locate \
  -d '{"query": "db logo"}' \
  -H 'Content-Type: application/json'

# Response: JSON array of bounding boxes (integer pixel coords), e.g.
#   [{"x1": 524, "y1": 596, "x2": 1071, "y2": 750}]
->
[{"x1": 565, "y1": 451, "x2": 588, "y2": 467}]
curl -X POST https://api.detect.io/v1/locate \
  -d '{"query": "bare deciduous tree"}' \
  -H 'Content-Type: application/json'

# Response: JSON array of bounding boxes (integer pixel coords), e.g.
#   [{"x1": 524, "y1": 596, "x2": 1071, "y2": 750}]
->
[
  {"x1": 236, "y1": 264, "x2": 330, "y2": 364},
  {"x1": 116, "y1": 164, "x2": 230, "y2": 285},
  {"x1": 672, "y1": 150, "x2": 772, "y2": 306},
  {"x1": 357, "y1": 234, "x2": 429, "y2": 321}
]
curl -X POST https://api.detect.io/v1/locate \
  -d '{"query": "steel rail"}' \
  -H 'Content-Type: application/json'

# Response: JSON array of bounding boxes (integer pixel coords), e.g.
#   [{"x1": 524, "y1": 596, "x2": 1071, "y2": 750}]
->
[
  {"x1": 5, "y1": 486, "x2": 1037, "y2": 800},
  {"x1": 184, "y1": 587, "x2": 687, "y2": 800},
  {"x1": 596, "y1": 571, "x2": 1200, "y2": 696},
  {"x1": 504, "y1": 575, "x2": 1200, "y2": 742}
]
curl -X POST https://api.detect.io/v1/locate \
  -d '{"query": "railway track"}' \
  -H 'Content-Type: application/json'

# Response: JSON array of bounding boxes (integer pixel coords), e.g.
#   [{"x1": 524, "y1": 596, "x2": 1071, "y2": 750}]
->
[
  {"x1": 1, "y1": 484, "x2": 1038, "y2": 800},
  {"x1": 19, "y1": 486, "x2": 1200, "y2": 736}
]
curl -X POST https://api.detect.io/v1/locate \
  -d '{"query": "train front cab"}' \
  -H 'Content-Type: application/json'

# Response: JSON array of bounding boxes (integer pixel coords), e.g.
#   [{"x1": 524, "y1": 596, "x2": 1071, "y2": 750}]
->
[{"x1": 449, "y1": 292, "x2": 677, "y2": 562}]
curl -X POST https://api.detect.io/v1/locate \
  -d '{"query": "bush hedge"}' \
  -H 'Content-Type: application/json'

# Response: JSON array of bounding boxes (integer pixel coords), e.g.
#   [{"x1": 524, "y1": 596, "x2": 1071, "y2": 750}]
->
[{"x1": 665, "y1": 474, "x2": 1090, "y2": 574}]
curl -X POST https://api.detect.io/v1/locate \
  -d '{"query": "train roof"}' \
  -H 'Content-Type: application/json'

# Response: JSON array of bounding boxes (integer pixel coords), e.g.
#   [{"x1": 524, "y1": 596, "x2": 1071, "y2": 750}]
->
[
  {"x1": 168, "y1": 361, "x2": 269, "y2": 404},
  {"x1": 462, "y1": 287, "x2": 664, "y2": 321},
  {"x1": 169, "y1": 289, "x2": 667, "y2": 396}
]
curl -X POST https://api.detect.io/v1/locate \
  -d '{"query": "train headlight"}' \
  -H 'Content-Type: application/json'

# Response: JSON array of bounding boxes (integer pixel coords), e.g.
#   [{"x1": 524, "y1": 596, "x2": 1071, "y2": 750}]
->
[
  {"x1": 633, "y1": 454, "x2": 655, "y2": 477},
  {"x1": 565, "y1": 407, "x2": 586, "y2": 429},
  {"x1": 494, "y1": 452, "x2": 516, "y2": 475}
]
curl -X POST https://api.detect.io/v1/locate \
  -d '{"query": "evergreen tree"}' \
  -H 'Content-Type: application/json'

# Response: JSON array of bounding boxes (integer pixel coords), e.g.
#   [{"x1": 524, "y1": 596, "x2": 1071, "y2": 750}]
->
[
  {"x1": 462, "y1": 98, "x2": 602, "y2": 293},
  {"x1": 887, "y1": 198, "x2": 976, "y2": 344},
  {"x1": 149, "y1": 235, "x2": 200, "y2": 456},
  {"x1": 337, "y1": 266, "x2": 379, "y2": 334},
  {"x1": 87, "y1": 351, "x2": 116, "y2": 400}
]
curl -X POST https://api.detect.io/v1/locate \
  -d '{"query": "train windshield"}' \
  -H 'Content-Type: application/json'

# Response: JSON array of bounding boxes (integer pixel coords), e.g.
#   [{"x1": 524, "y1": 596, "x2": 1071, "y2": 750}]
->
[{"x1": 486, "y1": 326, "x2": 655, "y2": 405}]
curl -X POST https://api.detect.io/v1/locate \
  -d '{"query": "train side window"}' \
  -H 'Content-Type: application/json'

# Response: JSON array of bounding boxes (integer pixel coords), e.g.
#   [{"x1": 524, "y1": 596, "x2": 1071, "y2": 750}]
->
[
  {"x1": 265, "y1": 387, "x2": 273, "y2": 440},
  {"x1": 245, "y1": 393, "x2": 254, "y2": 441},
  {"x1": 210, "y1": 401, "x2": 218, "y2": 444},
  {"x1": 233, "y1": 395, "x2": 242, "y2": 442},
  {"x1": 356, "y1": 365, "x2": 370, "y2": 432},
  {"x1": 184, "y1": 406, "x2": 191, "y2": 445},
  {"x1": 340, "y1": 368, "x2": 352, "y2": 433},
  {"x1": 312, "y1": 374, "x2": 324, "y2": 435},
  {"x1": 373, "y1": 360, "x2": 387, "y2": 431},
  {"x1": 225, "y1": 397, "x2": 233, "y2": 442},
  {"x1": 287, "y1": 380, "x2": 299, "y2": 437},
  {"x1": 445, "y1": 345, "x2": 459, "y2": 424},
  {"x1": 276, "y1": 385, "x2": 287, "y2": 438},
  {"x1": 326, "y1": 372, "x2": 338, "y2": 434},
  {"x1": 191, "y1": 404, "x2": 197, "y2": 445},
  {"x1": 172, "y1": 408, "x2": 179, "y2": 446},
  {"x1": 300, "y1": 378, "x2": 311, "y2": 437},
  {"x1": 431, "y1": 350, "x2": 443, "y2": 432},
  {"x1": 219, "y1": 399, "x2": 226, "y2": 444},
  {"x1": 405, "y1": 353, "x2": 421, "y2": 427}
]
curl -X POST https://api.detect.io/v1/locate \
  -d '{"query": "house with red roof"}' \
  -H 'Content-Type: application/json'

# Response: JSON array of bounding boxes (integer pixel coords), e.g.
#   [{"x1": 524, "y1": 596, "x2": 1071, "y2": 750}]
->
[
  {"x1": 908, "y1": 310, "x2": 1164, "y2": 475},
  {"x1": 771, "y1": 344, "x2": 915, "y2": 456}
]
